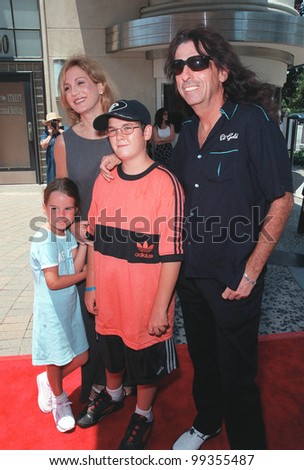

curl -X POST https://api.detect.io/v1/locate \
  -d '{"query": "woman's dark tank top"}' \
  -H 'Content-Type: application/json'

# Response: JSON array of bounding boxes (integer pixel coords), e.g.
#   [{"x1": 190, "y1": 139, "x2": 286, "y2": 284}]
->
[{"x1": 63, "y1": 127, "x2": 112, "y2": 219}]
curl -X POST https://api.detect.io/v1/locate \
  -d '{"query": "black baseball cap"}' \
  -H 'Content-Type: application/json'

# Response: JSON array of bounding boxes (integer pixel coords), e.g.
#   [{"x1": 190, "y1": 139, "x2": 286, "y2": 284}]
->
[{"x1": 93, "y1": 99, "x2": 151, "y2": 131}]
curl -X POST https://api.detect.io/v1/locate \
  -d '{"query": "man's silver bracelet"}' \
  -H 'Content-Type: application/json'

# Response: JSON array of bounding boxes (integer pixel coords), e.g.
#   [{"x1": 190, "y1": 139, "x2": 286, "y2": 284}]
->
[{"x1": 243, "y1": 272, "x2": 256, "y2": 286}]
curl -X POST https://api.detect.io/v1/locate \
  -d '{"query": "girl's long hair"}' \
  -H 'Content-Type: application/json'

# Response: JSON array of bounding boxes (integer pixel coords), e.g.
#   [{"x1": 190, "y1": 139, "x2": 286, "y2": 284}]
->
[
  {"x1": 154, "y1": 107, "x2": 172, "y2": 128},
  {"x1": 44, "y1": 177, "x2": 81, "y2": 215}
]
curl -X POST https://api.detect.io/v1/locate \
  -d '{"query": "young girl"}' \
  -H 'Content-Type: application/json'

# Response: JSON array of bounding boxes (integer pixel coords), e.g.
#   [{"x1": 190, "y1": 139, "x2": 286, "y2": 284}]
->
[{"x1": 30, "y1": 178, "x2": 89, "y2": 432}]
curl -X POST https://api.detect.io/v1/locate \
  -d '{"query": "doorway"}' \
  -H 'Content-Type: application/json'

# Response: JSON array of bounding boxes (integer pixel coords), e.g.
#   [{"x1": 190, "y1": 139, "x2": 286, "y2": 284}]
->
[{"x1": 0, "y1": 72, "x2": 39, "y2": 184}]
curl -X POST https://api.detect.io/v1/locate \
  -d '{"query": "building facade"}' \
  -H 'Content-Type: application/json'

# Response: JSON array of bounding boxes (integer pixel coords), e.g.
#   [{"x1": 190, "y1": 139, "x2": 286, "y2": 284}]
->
[{"x1": 1, "y1": 0, "x2": 304, "y2": 184}]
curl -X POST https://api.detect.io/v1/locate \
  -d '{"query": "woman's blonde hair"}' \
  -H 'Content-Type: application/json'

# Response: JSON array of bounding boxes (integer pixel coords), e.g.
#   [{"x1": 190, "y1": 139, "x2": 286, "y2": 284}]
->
[{"x1": 58, "y1": 54, "x2": 118, "y2": 125}]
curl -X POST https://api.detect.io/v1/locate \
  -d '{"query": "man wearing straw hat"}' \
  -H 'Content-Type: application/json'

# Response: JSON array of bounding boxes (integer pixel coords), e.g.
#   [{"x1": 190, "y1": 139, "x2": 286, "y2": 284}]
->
[{"x1": 40, "y1": 112, "x2": 67, "y2": 184}]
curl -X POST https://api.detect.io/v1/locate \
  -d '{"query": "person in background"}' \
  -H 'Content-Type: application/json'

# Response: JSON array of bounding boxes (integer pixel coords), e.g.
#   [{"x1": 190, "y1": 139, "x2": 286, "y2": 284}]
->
[
  {"x1": 81, "y1": 99, "x2": 184, "y2": 449},
  {"x1": 40, "y1": 112, "x2": 66, "y2": 184},
  {"x1": 152, "y1": 107, "x2": 176, "y2": 166},
  {"x1": 54, "y1": 54, "x2": 117, "y2": 407},
  {"x1": 99, "y1": 26, "x2": 294, "y2": 451},
  {"x1": 30, "y1": 178, "x2": 88, "y2": 433}
]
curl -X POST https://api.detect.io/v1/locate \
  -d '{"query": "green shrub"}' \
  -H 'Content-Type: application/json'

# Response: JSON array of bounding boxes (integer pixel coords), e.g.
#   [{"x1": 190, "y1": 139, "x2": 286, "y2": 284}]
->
[{"x1": 293, "y1": 148, "x2": 304, "y2": 166}]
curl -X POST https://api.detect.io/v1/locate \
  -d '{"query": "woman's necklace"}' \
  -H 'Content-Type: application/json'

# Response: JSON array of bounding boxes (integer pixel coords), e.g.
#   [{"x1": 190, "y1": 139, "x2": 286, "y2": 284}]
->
[
  {"x1": 78, "y1": 120, "x2": 92, "y2": 132},
  {"x1": 77, "y1": 120, "x2": 100, "y2": 137}
]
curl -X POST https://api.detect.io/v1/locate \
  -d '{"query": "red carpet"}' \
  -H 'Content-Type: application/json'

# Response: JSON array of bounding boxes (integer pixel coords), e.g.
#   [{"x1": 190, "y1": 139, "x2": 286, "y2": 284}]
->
[{"x1": 1, "y1": 332, "x2": 303, "y2": 450}]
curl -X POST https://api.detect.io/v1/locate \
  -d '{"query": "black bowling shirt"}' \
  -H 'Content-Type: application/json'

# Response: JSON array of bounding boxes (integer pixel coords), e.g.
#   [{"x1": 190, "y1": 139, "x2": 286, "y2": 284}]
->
[{"x1": 169, "y1": 100, "x2": 293, "y2": 290}]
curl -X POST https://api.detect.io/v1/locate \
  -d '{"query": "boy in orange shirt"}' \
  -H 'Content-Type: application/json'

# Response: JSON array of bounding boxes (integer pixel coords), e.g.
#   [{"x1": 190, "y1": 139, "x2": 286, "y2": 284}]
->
[{"x1": 78, "y1": 100, "x2": 184, "y2": 449}]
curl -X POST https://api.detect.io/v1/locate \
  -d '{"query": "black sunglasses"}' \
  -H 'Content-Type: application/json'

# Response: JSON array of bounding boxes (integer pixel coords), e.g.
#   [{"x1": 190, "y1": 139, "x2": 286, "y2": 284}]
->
[{"x1": 172, "y1": 55, "x2": 212, "y2": 76}]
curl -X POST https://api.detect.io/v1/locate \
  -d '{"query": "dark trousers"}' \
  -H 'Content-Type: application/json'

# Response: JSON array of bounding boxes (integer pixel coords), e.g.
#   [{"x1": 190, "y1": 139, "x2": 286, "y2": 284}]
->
[
  {"x1": 177, "y1": 270, "x2": 267, "y2": 450},
  {"x1": 77, "y1": 281, "x2": 106, "y2": 402}
]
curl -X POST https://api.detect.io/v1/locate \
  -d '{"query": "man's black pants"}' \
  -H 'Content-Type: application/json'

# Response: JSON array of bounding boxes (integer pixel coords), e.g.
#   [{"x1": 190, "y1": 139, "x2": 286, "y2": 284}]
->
[{"x1": 177, "y1": 271, "x2": 267, "y2": 450}]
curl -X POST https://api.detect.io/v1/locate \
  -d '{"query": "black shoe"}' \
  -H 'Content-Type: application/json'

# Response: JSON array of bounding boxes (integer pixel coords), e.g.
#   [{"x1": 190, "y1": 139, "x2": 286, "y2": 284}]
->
[
  {"x1": 119, "y1": 413, "x2": 153, "y2": 450},
  {"x1": 77, "y1": 388, "x2": 123, "y2": 428}
]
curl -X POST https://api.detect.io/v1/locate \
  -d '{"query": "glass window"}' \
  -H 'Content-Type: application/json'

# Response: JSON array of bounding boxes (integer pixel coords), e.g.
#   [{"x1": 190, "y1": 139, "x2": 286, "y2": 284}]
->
[
  {"x1": 15, "y1": 30, "x2": 42, "y2": 57},
  {"x1": 0, "y1": 0, "x2": 13, "y2": 28},
  {"x1": 0, "y1": 29, "x2": 16, "y2": 57},
  {"x1": 12, "y1": 0, "x2": 40, "y2": 29}
]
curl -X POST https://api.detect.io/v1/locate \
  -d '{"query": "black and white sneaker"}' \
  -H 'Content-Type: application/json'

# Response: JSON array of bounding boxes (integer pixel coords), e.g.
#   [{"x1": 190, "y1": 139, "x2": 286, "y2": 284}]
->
[
  {"x1": 172, "y1": 426, "x2": 221, "y2": 450},
  {"x1": 77, "y1": 388, "x2": 123, "y2": 428},
  {"x1": 119, "y1": 413, "x2": 154, "y2": 450}
]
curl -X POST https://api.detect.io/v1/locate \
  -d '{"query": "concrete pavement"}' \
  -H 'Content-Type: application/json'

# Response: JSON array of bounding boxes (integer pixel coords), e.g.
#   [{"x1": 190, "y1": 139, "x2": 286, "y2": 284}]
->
[{"x1": 0, "y1": 184, "x2": 45, "y2": 356}]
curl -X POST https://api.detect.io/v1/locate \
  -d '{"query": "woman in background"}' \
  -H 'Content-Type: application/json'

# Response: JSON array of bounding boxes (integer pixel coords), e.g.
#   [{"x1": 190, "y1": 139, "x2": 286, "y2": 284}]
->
[{"x1": 152, "y1": 107, "x2": 175, "y2": 166}]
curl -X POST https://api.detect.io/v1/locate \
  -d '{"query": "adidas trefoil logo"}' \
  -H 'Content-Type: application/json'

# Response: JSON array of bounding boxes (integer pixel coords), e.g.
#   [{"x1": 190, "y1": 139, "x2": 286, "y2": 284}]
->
[
  {"x1": 136, "y1": 241, "x2": 154, "y2": 253},
  {"x1": 135, "y1": 241, "x2": 154, "y2": 258}
]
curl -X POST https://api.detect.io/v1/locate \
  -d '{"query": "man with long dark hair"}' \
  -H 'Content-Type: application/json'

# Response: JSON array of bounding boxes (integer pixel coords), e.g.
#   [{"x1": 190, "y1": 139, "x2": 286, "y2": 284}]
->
[{"x1": 164, "y1": 27, "x2": 293, "y2": 450}]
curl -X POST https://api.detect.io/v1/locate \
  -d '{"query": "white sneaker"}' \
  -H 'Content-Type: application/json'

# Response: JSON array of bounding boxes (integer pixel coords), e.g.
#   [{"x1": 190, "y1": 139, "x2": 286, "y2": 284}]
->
[
  {"x1": 52, "y1": 392, "x2": 75, "y2": 432},
  {"x1": 173, "y1": 426, "x2": 221, "y2": 450},
  {"x1": 37, "y1": 372, "x2": 53, "y2": 413}
]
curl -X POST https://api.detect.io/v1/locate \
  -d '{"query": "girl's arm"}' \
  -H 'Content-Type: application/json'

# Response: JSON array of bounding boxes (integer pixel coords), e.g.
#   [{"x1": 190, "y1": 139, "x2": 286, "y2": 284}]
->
[
  {"x1": 148, "y1": 261, "x2": 181, "y2": 336},
  {"x1": 54, "y1": 134, "x2": 68, "y2": 177},
  {"x1": 152, "y1": 126, "x2": 163, "y2": 144},
  {"x1": 84, "y1": 245, "x2": 98, "y2": 315},
  {"x1": 72, "y1": 243, "x2": 87, "y2": 273},
  {"x1": 43, "y1": 265, "x2": 86, "y2": 290}
]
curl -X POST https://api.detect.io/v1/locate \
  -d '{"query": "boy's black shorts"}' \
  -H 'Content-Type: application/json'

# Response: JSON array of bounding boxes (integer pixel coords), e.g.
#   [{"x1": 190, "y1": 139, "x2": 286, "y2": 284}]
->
[{"x1": 99, "y1": 334, "x2": 178, "y2": 385}]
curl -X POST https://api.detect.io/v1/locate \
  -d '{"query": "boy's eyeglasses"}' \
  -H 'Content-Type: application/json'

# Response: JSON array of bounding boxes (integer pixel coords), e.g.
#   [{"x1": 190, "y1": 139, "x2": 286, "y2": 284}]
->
[
  {"x1": 106, "y1": 124, "x2": 140, "y2": 137},
  {"x1": 172, "y1": 55, "x2": 212, "y2": 76}
]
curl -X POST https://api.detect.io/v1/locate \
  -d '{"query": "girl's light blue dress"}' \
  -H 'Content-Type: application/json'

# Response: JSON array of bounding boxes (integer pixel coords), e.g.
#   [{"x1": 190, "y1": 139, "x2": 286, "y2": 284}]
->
[{"x1": 30, "y1": 227, "x2": 88, "y2": 366}]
